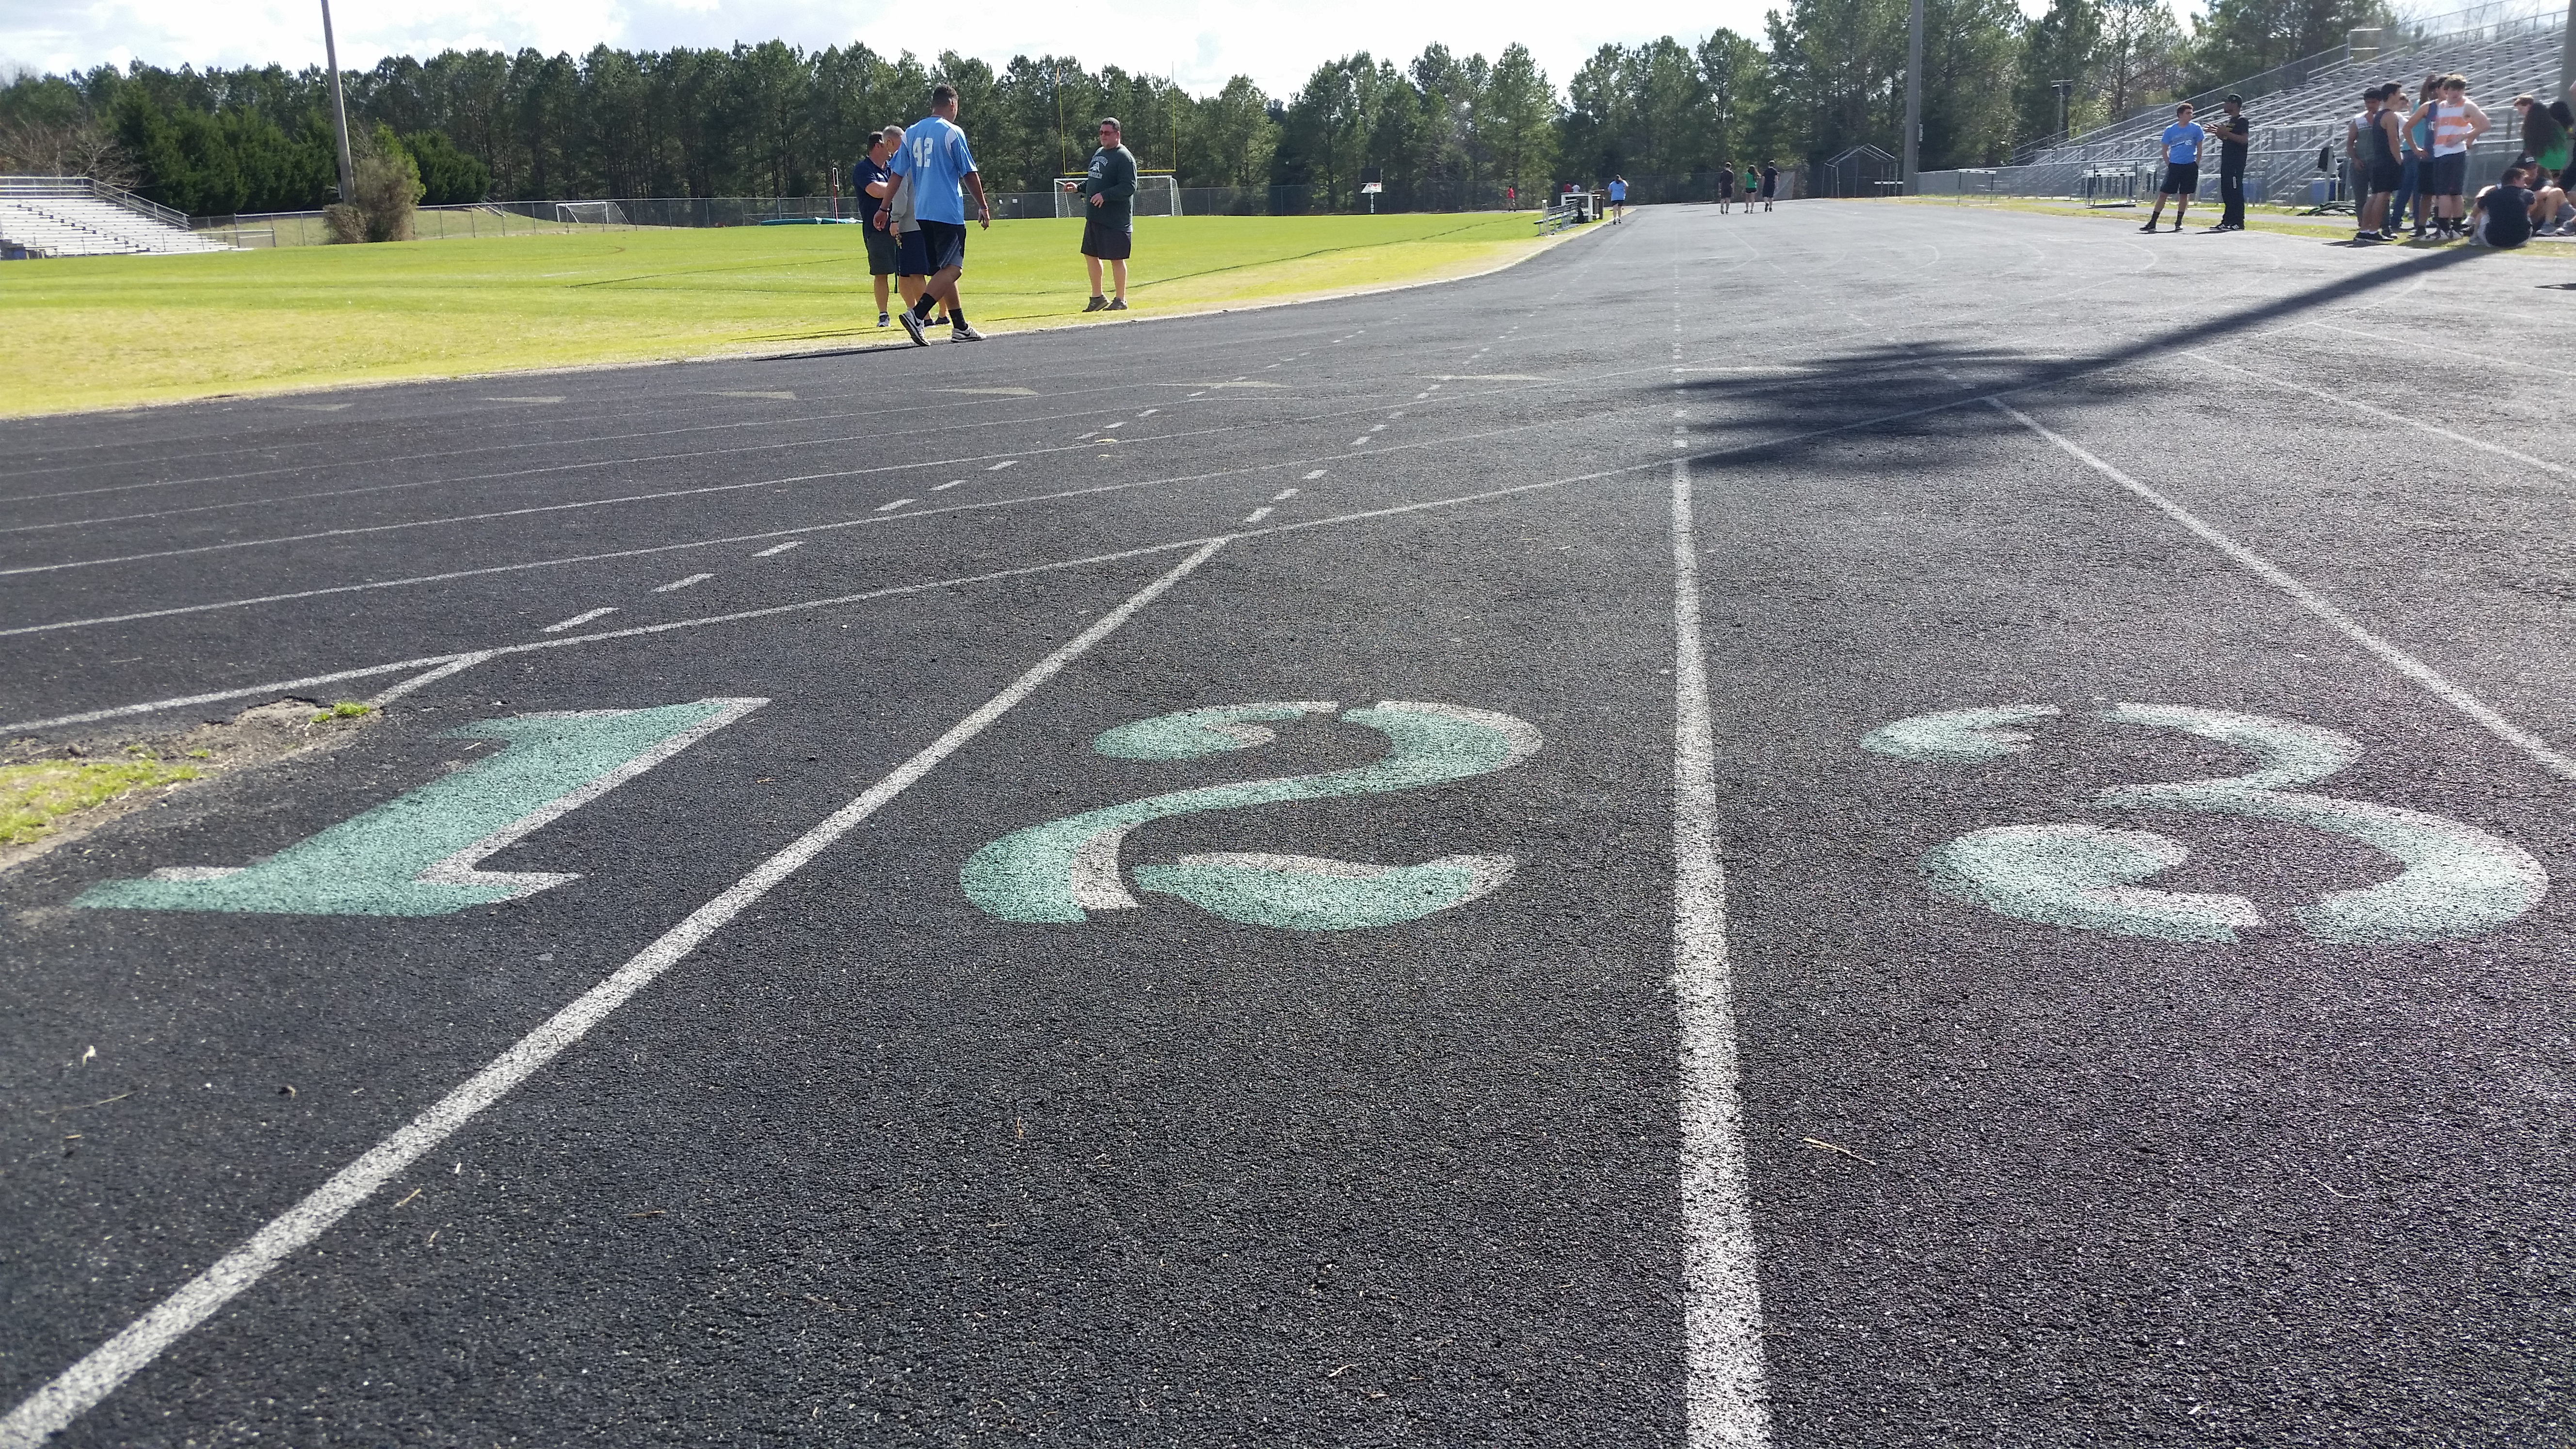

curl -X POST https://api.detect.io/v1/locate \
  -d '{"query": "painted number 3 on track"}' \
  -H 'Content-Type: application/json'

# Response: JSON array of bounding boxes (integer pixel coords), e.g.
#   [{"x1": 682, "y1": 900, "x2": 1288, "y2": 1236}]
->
[{"x1": 1865, "y1": 703, "x2": 2547, "y2": 943}]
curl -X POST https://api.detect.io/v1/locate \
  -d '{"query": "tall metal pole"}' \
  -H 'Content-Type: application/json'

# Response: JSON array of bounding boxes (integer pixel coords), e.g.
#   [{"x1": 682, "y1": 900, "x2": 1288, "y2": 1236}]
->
[
  {"x1": 320, "y1": 0, "x2": 355, "y2": 203},
  {"x1": 1903, "y1": 0, "x2": 1926, "y2": 191},
  {"x1": 2559, "y1": 0, "x2": 2574, "y2": 113}
]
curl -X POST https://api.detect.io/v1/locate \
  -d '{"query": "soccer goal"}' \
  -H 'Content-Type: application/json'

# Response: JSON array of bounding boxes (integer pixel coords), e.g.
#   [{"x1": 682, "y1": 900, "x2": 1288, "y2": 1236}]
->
[
  {"x1": 553, "y1": 200, "x2": 630, "y2": 226},
  {"x1": 1054, "y1": 173, "x2": 1181, "y2": 218}
]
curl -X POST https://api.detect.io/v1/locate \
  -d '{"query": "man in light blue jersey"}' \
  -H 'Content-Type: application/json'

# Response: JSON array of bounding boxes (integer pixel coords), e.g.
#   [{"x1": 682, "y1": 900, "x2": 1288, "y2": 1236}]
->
[
  {"x1": 882, "y1": 82, "x2": 991, "y2": 345},
  {"x1": 2140, "y1": 102, "x2": 2205, "y2": 232}
]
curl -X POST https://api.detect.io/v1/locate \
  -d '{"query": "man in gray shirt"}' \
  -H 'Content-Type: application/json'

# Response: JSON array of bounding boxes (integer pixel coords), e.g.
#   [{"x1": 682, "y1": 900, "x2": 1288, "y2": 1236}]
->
[{"x1": 1077, "y1": 117, "x2": 1137, "y2": 312}]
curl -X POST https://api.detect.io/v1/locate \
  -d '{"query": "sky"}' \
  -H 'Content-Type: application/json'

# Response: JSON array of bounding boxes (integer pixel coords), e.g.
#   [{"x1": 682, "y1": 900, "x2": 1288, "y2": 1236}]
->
[{"x1": 7, "y1": 0, "x2": 1860, "y2": 97}]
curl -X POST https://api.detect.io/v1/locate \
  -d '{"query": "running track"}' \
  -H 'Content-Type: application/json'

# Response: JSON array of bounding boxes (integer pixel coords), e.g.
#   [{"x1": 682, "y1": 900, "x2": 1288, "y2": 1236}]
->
[{"x1": 4, "y1": 203, "x2": 2574, "y2": 1446}]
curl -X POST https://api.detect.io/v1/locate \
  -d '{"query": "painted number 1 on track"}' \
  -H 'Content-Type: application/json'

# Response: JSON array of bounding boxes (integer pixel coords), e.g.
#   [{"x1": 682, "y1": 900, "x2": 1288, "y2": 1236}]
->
[{"x1": 76, "y1": 699, "x2": 763, "y2": 917}]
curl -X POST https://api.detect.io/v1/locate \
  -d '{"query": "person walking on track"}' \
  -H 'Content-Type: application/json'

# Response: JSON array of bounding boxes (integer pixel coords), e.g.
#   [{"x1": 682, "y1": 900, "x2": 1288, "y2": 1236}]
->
[
  {"x1": 883, "y1": 82, "x2": 990, "y2": 344},
  {"x1": 1608, "y1": 175, "x2": 1627, "y2": 220},
  {"x1": 2140, "y1": 102, "x2": 2205, "y2": 232},
  {"x1": 1742, "y1": 165, "x2": 1759, "y2": 212},
  {"x1": 1716, "y1": 163, "x2": 1736, "y2": 213},
  {"x1": 1077, "y1": 117, "x2": 1137, "y2": 312},
  {"x1": 1759, "y1": 162, "x2": 1779, "y2": 210}
]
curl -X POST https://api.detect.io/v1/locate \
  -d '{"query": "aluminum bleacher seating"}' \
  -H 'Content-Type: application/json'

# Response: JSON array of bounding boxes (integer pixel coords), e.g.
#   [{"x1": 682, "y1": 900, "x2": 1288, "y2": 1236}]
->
[{"x1": 0, "y1": 177, "x2": 232, "y2": 258}]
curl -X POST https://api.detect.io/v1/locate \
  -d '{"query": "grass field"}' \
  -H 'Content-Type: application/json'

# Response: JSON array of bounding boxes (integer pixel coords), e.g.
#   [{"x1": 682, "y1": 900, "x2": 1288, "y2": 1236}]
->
[{"x1": 1, "y1": 212, "x2": 1570, "y2": 417}]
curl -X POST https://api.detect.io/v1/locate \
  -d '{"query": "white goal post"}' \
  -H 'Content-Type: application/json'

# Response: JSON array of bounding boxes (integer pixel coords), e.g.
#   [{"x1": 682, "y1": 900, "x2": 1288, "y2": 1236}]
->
[
  {"x1": 554, "y1": 201, "x2": 629, "y2": 226},
  {"x1": 1054, "y1": 173, "x2": 1181, "y2": 218}
]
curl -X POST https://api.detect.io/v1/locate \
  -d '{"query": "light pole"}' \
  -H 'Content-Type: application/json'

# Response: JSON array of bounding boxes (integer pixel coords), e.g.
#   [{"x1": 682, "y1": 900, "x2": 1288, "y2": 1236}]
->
[
  {"x1": 2053, "y1": 79, "x2": 2076, "y2": 139},
  {"x1": 320, "y1": 0, "x2": 355, "y2": 204},
  {"x1": 1902, "y1": 0, "x2": 1926, "y2": 190}
]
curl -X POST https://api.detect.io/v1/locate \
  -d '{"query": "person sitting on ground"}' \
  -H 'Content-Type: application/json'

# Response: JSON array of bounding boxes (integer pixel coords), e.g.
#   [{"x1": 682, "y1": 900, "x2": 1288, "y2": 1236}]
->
[
  {"x1": 2470, "y1": 163, "x2": 2537, "y2": 248},
  {"x1": 2527, "y1": 172, "x2": 2572, "y2": 236},
  {"x1": 2512, "y1": 93, "x2": 2572, "y2": 192}
]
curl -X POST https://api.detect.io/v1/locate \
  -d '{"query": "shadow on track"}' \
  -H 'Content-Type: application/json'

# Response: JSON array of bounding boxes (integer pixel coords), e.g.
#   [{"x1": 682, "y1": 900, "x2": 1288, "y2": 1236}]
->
[{"x1": 1673, "y1": 244, "x2": 2490, "y2": 469}]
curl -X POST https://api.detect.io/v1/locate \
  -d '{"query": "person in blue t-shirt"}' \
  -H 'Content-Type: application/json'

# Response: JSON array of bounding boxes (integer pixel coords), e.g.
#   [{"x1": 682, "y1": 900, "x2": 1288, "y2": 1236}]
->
[
  {"x1": 1608, "y1": 176, "x2": 1627, "y2": 221},
  {"x1": 882, "y1": 82, "x2": 991, "y2": 345},
  {"x1": 2141, "y1": 102, "x2": 2206, "y2": 232}
]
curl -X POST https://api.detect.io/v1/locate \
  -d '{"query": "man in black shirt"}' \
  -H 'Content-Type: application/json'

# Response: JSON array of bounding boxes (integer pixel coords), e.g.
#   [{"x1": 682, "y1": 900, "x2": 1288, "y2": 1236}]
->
[
  {"x1": 2212, "y1": 94, "x2": 2251, "y2": 230},
  {"x1": 2471, "y1": 163, "x2": 2536, "y2": 247}
]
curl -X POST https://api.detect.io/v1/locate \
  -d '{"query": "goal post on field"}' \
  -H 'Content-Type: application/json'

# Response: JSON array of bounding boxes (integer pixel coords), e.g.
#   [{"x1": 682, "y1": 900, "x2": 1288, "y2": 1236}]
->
[
  {"x1": 1054, "y1": 171, "x2": 1181, "y2": 218},
  {"x1": 553, "y1": 200, "x2": 629, "y2": 226}
]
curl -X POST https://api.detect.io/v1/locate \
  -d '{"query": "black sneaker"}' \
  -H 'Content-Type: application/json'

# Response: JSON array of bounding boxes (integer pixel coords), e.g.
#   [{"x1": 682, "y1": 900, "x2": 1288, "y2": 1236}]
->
[
  {"x1": 1083, "y1": 295, "x2": 1108, "y2": 312},
  {"x1": 950, "y1": 322, "x2": 986, "y2": 341},
  {"x1": 1106, "y1": 298, "x2": 1127, "y2": 311},
  {"x1": 899, "y1": 310, "x2": 928, "y2": 346},
  {"x1": 2138, "y1": 220, "x2": 2158, "y2": 232}
]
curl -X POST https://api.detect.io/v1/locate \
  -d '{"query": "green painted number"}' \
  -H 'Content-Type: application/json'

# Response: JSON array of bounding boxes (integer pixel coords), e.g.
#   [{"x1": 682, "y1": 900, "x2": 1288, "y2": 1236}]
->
[
  {"x1": 1866, "y1": 703, "x2": 2546, "y2": 943},
  {"x1": 963, "y1": 700, "x2": 1540, "y2": 931},
  {"x1": 76, "y1": 698, "x2": 764, "y2": 917}
]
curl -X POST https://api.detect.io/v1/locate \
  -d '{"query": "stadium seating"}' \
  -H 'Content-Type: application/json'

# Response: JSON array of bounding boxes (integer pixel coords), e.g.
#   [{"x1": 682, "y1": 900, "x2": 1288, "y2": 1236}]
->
[{"x1": 0, "y1": 178, "x2": 232, "y2": 258}]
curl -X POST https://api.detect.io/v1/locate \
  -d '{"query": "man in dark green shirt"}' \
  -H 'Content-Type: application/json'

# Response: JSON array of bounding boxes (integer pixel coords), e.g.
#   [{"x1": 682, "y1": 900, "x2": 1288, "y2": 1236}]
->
[{"x1": 1078, "y1": 118, "x2": 1137, "y2": 312}]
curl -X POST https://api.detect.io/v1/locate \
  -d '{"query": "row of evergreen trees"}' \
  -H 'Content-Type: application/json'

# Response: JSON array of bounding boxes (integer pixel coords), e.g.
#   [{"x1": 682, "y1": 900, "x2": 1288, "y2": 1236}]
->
[{"x1": 0, "y1": 0, "x2": 2388, "y2": 218}]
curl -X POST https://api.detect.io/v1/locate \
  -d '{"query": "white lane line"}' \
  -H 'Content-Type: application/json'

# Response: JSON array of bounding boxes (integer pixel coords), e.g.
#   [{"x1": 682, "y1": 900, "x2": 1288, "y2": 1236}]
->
[
  {"x1": 1672, "y1": 482, "x2": 1772, "y2": 1445},
  {"x1": 482, "y1": 396, "x2": 564, "y2": 405},
  {"x1": 1136, "y1": 408, "x2": 1157, "y2": 417},
  {"x1": 0, "y1": 480, "x2": 775, "y2": 581},
  {"x1": 930, "y1": 480, "x2": 963, "y2": 491},
  {"x1": 1102, "y1": 421, "x2": 1125, "y2": 429},
  {"x1": 363, "y1": 651, "x2": 495, "y2": 708},
  {"x1": 1303, "y1": 469, "x2": 1328, "y2": 480},
  {"x1": 1993, "y1": 398, "x2": 2576, "y2": 781},
  {"x1": 986, "y1": 460, "x2": 1017, "y2": 471},
  {"x1": 537, "y1": 608, "x2": 617, "y2": 633},
  {"x1": 1369, "y1": 424, "x2": 1388, "y2": 433},
  {"x1": 874, "y1": 499, "x2": 916, "y2": 513},
  {"x1": 1242, "y1": 507, "x2": 1273, "y2": 524},
  {"x1": 652, "y1": 573, "x2": 714, "y2": 592},
  {"x1": 1350, "y1": 437, "x2": 1372, "y2": 447},
  {"x1": 1270, "y1": 488, "x2": 1299, "y2": 501},
  {"x1": 752, "y1": 541, "x2": 801, "y2": 557},
  {"x1": 2183, "y1": 351, "x2": 2570, "y2": 480},
  {"x1": 0, "y1": 540, "x2": 1230, "y2": 1449}
]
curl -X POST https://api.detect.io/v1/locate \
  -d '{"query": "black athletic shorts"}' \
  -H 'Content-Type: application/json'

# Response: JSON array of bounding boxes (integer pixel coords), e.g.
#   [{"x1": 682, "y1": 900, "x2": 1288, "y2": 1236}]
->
[
  {"x1": 1080, "y1": 215, "x2": 1133, "y2": 260},
  {"x1": 2367, "y1": 158, "x2": 2404, "y2": 194},
  {"x1": 2427, "y1": 151, "x2": 2469, "y2": 195},
  {"x1": 895, "y1": 227, "x2": 930, "y2": 277},
  {"x1": 862, "y1": 223, "x2": 901, "y2": 276},
  {"x1": 917, "y1": 219, "x2": 967, "y2": 274},
  {"x1": 2162, "y1": 161, "x2": 2199, "y2": 195}
]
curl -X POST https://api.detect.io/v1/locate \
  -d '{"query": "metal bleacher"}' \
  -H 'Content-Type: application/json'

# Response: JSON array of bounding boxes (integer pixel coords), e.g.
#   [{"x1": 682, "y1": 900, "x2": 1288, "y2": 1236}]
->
[
  {"x1": 1925, "y1": 0, "x2": 2567, "y2": 205},
  {"x1": 0, "y1": 177, "x2": 233, "y2": 259}
]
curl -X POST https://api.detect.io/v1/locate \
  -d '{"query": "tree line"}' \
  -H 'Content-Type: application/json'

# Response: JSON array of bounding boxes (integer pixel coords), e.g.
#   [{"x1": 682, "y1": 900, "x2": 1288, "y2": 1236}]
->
[{"x1": 0, "y1": 0, "x2": 2387, "y2": 218}]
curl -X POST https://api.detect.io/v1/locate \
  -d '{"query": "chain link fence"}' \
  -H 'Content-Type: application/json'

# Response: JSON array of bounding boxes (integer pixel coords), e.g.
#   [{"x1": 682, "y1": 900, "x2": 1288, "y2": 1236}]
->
[{"x1": 1921, "y1": 131, "x2": 2537, "y2": 209}]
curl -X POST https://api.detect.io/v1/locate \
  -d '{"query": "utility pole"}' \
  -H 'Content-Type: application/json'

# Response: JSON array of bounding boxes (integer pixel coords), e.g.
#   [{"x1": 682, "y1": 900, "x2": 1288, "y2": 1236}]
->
[
  {"x1": 320, "y1": 0, "x2": 356, "y2": 203},
  {"x1": 2053, "y1": 79, "x2": 2075, "y2": 139},
  {"x1": 1903, "y1": 0, "x2": 1926, "y2": 191},
  {"x1": 2560, "y1": 0, "x2": 2574, "y2": 115}
]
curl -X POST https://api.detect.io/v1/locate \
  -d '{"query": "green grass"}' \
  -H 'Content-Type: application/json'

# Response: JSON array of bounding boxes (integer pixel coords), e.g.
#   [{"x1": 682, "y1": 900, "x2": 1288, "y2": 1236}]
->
[
  {"x1": 1, "y1": 212, "x2": 1569, "y2": 416},
  {"x1": 1, "y1": 759, "x2": 200, "y2": 847}
]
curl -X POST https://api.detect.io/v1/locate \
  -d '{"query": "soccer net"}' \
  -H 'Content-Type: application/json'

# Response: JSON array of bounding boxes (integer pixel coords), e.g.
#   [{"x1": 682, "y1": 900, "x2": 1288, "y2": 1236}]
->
[
  {"x1": 554, "y1": 201, "x2": 629, "y2": 226},
  {"x1": 1055, "y1": 173, "x2": 1181, "y2": 218}
]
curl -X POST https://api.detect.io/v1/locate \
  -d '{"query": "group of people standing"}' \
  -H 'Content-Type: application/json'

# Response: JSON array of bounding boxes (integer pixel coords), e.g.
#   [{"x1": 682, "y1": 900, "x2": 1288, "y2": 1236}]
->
[
  {"x1": 848, "y1": 84, "x2": 1143, "y2": 345},
  {"x1": 2344, "y1": 74, "x2": 2573, "y2": 246},
  {"x1": 2135, "y1": 73, "x2": 2575, "y2": 248},
  {"x1": 1715, "y1": 163, "x2": 1779, "y2": 213}
]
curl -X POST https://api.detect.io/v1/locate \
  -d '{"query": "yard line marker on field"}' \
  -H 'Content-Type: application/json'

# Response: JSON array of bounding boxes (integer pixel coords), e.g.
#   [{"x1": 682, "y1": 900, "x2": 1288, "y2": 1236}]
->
[
  {"x1": 538, "y1": 608, "x2": 617, "y2": 633},
  {"x1": 0, "y1": 541, "x2": 1229, "y2": 1449},
  {"x1": 1241, "y1": 507, "x2": 1273, "y2": 524},
  {"x1": 874, "y1": 499, "x2": 915, "y2": 513},
  {"x1": 752, "y1": 541, "x2": 801, "y2": 557},
  {"x1": 1992, "y1": 398, "x2": 2576, "y2": 782},
  {"x1": 652, "y1": 573, "x2": 714, "y2": 593}
]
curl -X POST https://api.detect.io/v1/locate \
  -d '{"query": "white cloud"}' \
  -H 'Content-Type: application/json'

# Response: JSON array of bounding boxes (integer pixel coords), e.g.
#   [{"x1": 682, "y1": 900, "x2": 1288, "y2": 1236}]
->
[{"x1": 4, "y1": 0, "x2": 1821, "y2": 99}]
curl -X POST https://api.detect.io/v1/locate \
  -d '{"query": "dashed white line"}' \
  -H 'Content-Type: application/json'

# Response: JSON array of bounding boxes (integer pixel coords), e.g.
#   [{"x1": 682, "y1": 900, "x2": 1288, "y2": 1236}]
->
[
  {"x1": 0, "y1": 540, "x2": 1231, "y2": 1449},
  {"x1": 1136, "y1": 409, "x2": 1157, "y2": 417},
  {"x1": 538, "y1": 608, "x2": 617, "y2": 633},
  {"x1": 1304, "y1": 469, "x2": 1328, "y2": 480},
  {"x1": 753, "y1": 541, "x2": 802, "y2": 557},
  {"x1": 1270, "y1": 488, "x2": 1299, "y2": 501},
  {"x1": 652, "y1": 573, "x2": 714, "y2": 593},
  {"x1": 1242, "y1": 506, "x2": 1273, "y2": 523},
  {"x1": 986, "y1": 460, "x2": 1017, "y2": 471},
  {"x1": 874, "y1": 498, "x2": 916, "y2": 513},
  {"x1": 932, "y1": 479, "x2": 964, "y2": 491},
  {"x1": 1350, "y1": 437, "x2": 1372, "y2": 447}
]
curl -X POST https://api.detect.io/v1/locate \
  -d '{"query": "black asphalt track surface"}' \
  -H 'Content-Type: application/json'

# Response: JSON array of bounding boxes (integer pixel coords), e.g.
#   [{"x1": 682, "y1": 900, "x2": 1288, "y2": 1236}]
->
[{"x1": 5, "y1": 203, "x2": 2575, "y2": 1447}]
